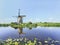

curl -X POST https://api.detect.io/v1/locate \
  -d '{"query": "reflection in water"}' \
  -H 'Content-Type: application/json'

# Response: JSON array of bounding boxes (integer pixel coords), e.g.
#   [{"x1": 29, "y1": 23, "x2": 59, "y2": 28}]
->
[
  {"x1": 15, "y1": 27, "x2": 26, "y2": 38},
  {"x1": 13, "y1": 27, "x2": 33, "y2": 34},
  {"x1": 13, "y1": 27, "x2": 25, "y2": 34},
  {"x1": 18, "y1": 27, "x2": 24, "y2": 34},
  {"x1": 13, "y1": 27, "x2": 35, "y2": 39},
  {"x1": 0, "y1": 27, "x2": 60, "y2": 45},
  {"x1": 12, "y1": 27, "x2": 37, "y2": 39},
  {"x1": 29, "y1": 27, "x2": 32, "y2": 30}
]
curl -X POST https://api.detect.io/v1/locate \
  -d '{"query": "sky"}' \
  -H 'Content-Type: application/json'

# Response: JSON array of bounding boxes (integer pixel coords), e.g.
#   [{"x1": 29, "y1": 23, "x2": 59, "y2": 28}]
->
[{"x1": 0, "y1": 0, "x2": 60, "y2": 23}]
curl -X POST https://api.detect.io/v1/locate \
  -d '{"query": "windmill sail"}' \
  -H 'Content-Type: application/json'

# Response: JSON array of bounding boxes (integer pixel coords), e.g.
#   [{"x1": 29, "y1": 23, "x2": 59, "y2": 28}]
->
[
  {"x1": 12, "y1": 9, "x2": 26, "y2": 24},
  {"x1": 18, "y1": 9, "x2": 20, "y2": 16}
]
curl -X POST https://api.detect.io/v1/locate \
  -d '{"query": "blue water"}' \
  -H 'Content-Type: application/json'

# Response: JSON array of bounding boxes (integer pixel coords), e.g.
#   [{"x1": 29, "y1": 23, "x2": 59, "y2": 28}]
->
[{"x1": 0, "y1": 26, "x2": 60, "y2": 41}]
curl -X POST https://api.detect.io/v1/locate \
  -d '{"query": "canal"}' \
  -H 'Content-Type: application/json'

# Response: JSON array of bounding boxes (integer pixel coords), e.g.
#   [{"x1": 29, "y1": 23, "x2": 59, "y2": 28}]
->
[{"x1": 0, "y1": 26, "x2": 60, "y2": 45}]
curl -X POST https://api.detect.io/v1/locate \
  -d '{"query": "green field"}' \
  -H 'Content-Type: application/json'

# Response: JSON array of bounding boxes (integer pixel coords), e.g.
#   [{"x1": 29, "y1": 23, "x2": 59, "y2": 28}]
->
[
  {"x1": 37, "y1": 22, "x2": 60, "y2": 27},
  {"x1": 0, "y1": 22, "x2": 60, "y2": 27}
]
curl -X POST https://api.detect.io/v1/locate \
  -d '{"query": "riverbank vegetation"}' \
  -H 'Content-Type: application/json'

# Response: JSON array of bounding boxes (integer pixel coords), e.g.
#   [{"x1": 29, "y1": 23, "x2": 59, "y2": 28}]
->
[
  {"x1": 0, "y1": 24, "x2": 9, "y2": 27},
  {"x1": 0, "y1": 37, "x2": 58, "y2": 45},
  {"x1": 37, "y1": 22, "x2": 60, "y2": 27},
  {"x1": 10, "y1": 22, "x2": 37, "y2": 29},
  {"x1": 0, "y1": 38, "x2": 37, "y2": 45},
  {"x1": 0, "y1": 22, "x2": 60, "y2": 27}
]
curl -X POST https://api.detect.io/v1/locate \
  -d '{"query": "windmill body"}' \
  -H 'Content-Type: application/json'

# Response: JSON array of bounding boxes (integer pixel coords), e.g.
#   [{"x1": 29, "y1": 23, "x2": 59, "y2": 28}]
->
[
  {"x1": 17, "y1": 16, "x2": 22, "y2": 24},
  {"x1": 17, "y1": 9, "x2": 26, "y2": 24}
]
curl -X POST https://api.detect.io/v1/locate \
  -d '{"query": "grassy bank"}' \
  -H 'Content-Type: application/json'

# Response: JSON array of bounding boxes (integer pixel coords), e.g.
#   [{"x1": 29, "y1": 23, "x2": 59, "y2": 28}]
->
[
  {"x1": 0, "y1": 22, "x2": 60, "y2": 27},
  {"x1": 10, "y1": 22, "x2": 37, "y2": 28},
  {"x1": 0, "y1": 37, "x2": 57, "y2": 45},
  {"x1": 37, "y1": 22, "x2": 60, "y2": 27},
  {"x1": 0, "y1": 24, "x2": 10, "y2": 27}
]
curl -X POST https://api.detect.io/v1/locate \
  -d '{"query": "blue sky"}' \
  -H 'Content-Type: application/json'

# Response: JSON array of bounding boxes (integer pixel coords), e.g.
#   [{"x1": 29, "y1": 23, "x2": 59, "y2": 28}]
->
[{"x1": 0, "y1": 0, "x2": 60, "y2": 23}]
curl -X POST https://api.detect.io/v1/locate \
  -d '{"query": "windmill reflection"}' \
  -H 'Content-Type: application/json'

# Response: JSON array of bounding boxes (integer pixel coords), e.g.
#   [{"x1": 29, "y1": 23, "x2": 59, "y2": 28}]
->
[
  {"x1": 29, "y1": 27, "x2": 32, "y2": 30},
  {"x1": 13, "y1": 27, "x2": 25, "y2": 34},
  {"x1": 13, "y1": 27, "x2": 33, "y2": 35},
  {"x1": 17, "y1": 27, "x2": 26, "y2": 38},
  {"x1": 18, "y1": 27, "x2": 25, "y2": 34}
]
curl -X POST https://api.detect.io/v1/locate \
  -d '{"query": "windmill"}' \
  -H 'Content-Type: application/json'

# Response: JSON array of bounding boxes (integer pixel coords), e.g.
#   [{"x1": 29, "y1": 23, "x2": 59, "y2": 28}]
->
[
  {"x1": 14, "y1": 9, "x2": 26, "y2": 24},
  {"x1": 17, "y1": 9, "x2": 26, "y2": 24}
]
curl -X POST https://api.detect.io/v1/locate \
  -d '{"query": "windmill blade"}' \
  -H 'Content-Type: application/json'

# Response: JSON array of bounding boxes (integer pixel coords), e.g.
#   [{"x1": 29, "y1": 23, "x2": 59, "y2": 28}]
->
[
  {"x1": 12, "y1": 16, "x2": 18, "y2": 17},
  {"x1": 18, "y1": 9, "x2": 20, "y2": 16},
  {"x1": 21, "y1": 15, "x2": 26, "y2": 17}
]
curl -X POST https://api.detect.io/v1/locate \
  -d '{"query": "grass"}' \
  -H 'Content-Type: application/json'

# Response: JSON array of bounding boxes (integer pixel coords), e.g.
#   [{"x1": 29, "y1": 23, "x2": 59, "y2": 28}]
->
[
  {"x1": 0, "y1": 22, "x2": 60, "y2": 27},
  {"x1": 0, "y1": 37, "x2": 56, "y2": 45},
  {"x1": 0, "y1": 24, "x2": 9, "y2": 27},
  {"x1": 10, "y1": 22, "x2": 37, "y2": 28},
  {"x1": 37, "y1": 22, "x2": 60, "y2": 27},
  {"x1": 0, "y1": 38, "x2": 37, "y2": 45}
]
